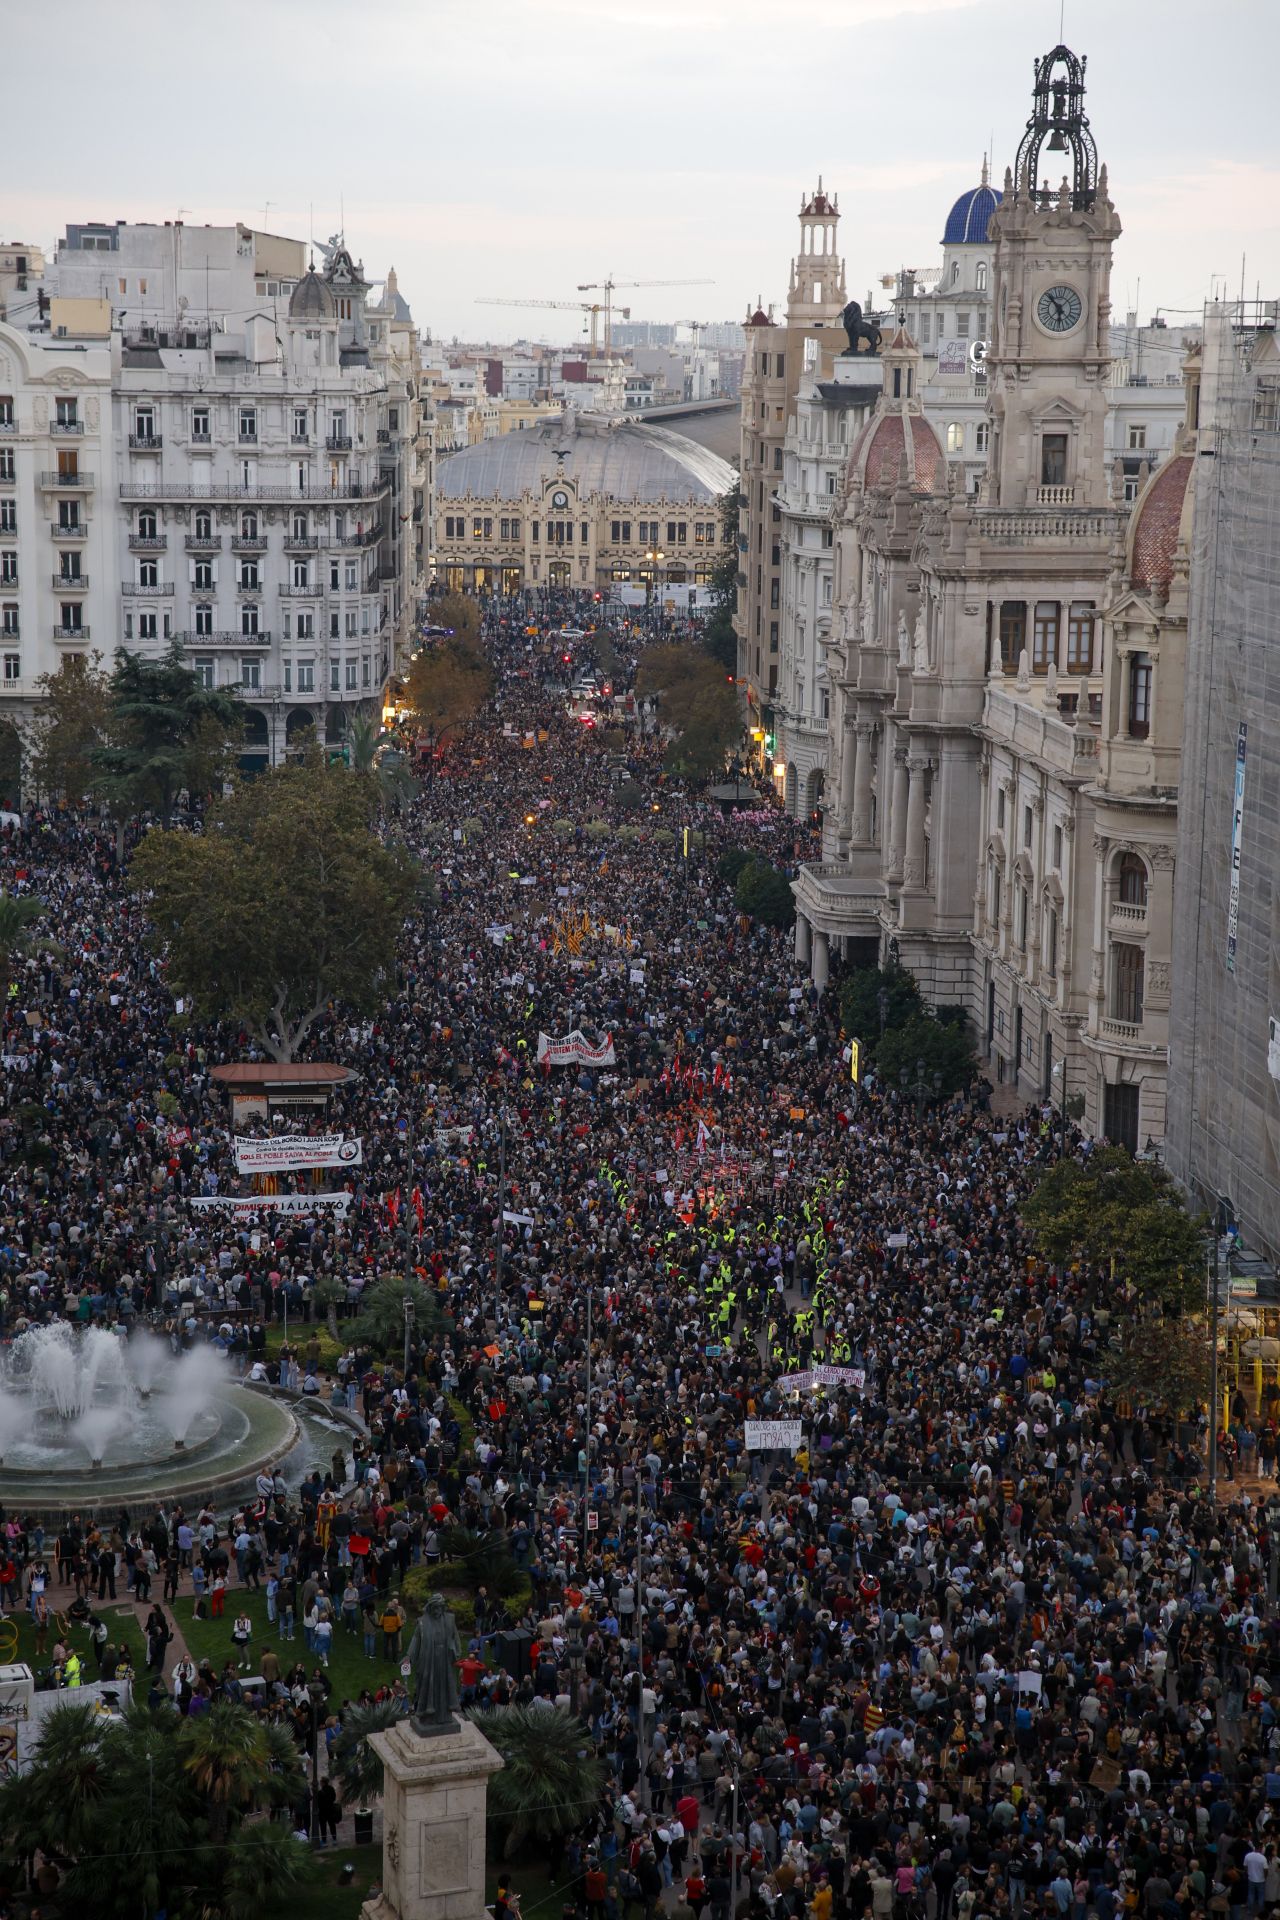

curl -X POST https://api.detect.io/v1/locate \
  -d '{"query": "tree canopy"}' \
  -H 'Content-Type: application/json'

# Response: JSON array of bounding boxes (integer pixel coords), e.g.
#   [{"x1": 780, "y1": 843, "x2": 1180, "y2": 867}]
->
[
  {"x1": 0, "y1": 1698, "x2": 310, "y2": 1920},
  {"x1": 24, "y1": 652, "x2": 115, "y2": 805},
  {"x1": 734, "y1": 857, "x2": 795, "y2": 929},
  {"x1": 1022, "y1": 1145, "x2": 1208, "y2": 1308},
  {"x1": 875, "y1": 1011, "x2": 977, "y2": 1101},
  {"x1": 470, "y1": 1705, "x2": 605, "y2": 1857},
  {"x1": 838, "y1": 964, "x2": 924, "y2": 1048},
  {"x1": 0, "y1": 893, "x2": 52, "y2": 998},
  {"x1": 426, "y1": 591, "x2": 482, "y2": 646},
  {"x1": 701, "y1": 483, "x2": 743, "y2": 674},
  {"x1": 131, "y1": 754, "x2": 420, "y2": 1061},
  {"x1": 636, "y1": 643, "x2": 740, "y2": 784},
  {"x1": 406, "y1": 634, "x2": 494, "y2": 745},
  {"x1": 91, "y1": 645, "x2": 243, "y2": 821}
]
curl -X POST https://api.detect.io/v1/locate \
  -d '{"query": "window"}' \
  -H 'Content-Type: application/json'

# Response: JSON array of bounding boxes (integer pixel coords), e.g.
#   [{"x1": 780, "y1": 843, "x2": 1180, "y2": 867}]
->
[
  {"x1": 1016, "y1": 885, "x2": 1028, "y2": 952},
  {"x1": 283, "y1": 662, "x2": 292, "y2": 692},
  {"x1": 241, "y1": 511, "x2": 259, "y2": 539},
  {"x1": 139, "y1": 559, "x2": 158, "y2": 589},
  {"x1": 996, "y1": 788, "x2": 1006, "y2": 830},
  {"x1": 920, "y1": 313, "x2": 931, "y2": 345},
  {"x1": 57, "y1": 500, "x2": 80, "y2": 530},
  {"x1": 134, "y1": 405, "x2": 155, "y2": 440},
  {"x1": 0, "y1": 503, "x2": 13, "y2": 533},
  {"x1": 976, "y1": 262, "x2": 988, "y2": 292},
  {"x1": 990, "y1": 868, "x2": 1001, "y2": 924},
  {"x1": 345, "y1": 562, "x2": 358, "y2": 591},
  {"x1": 297, "y1": 661, "x2": 315, "y2": 693},
  {"x1": 773, "y1": 448, "x2": 783, "y2": 471},
  {"x1": 0, "y1": 649, "x2": 20, "y2": 684},
  {"x1": 345, "y1": 610, "x2": 357, "y2": 638},
  {"x1": 192, "y1": 406, "x2": 210, "y2": 440},
  {"x1": 137, "y1": 611, "x2": 156, "y2": 640},
  {"x1": 327, "y1": 660, "x2": 338, "y2": 693},
  {"x1": 0, "y1": 553, "x2": 14, "y2": 585},
  {"x1": 1066, "y1": 603, "x2": 1094, "y2": 673},
  {"x1": 296, "y1": 613, "x2": 313, "y2": 640},
  {"x1": 346, "y1": 660, "x2": 357, "y2": 691},
  {"x1": 1128, "y1": 654, "x2": 1152, "y2": 738},
  {"x1": 292, "y1": 560, "x2": 310, "y2": 589},
  {"x1": 0, "y1": 451, "x2": 14, "y2": 483},
  {"x1": 1053, "y1": 824, "x2": 1063, "y2": 869},
  {"x1": 0, "y1": 397, "x2": 12, "y2": 429},
  {"x1": 956, "y1": 312, "x2": 970, "y2": 337},
  {"x1": 1117, "y1": 853, "x2": 1149, "y2": 908},
  {"x1": 389, "y1": 407, "x2": 399, "y2": 432},
  {"x1": 194, "y1": 562, "x2": 213, "y2": 590},
  {"x1": 194, "y1": 510, "x2": 212, "y2": 539},
  {"x1": 472, "y1": 517, "x2": 484, "y2": 540},
  {"x1": 330, "y1": 612, "x2": 340, "y2": 638},
  {"x1": 1041, "y1": 433, "x2": 1068, "y2": 487},
  {"x1": 976, "y1": 423, "x2": 990, "y2": 453},
  {"x1": 1127, "y1": 424, "x2": 1146, "y2": 451},
  {"x1": 193, "y1": 657, "x2": 214, "y2": 689},
  {"x1": 1032, "y1": 601, "x2": 1059, "y2": 672},
  {"x1": 769, "y1": 621, "x2": 779, "y2": 651},
  {"x1": 241, "y1": 605, "x2": 259, "y2": 637},
  {"x1": 239, "y1": 407, "x2": 257, "y2": 442},
  {"x1": 1112, "y1": 943, "x2": 1145, "y2": 1024},
  {"x1": 56, "y1": 398, "x2": 78, "y2": 429},
  {"x1": 137, "y1": 509, "x2": 157, "y2": 539},
  {"x1": 0, "y1": 607, "x2": 17, "y2": 637},
  {"x1": 195, "y1": 603, "x2": 213, "y2": 636},
  {"x1": 998, "y1": 600, "x2": 1025, "y2": 673},
  {"x1": 951, "y1": 262, "x2": 960, "y2": 285},
  {"x1": 240, "y1": 562, "x2": 259, "y2": 592},
  {"x1": 241, "y1": 659, "x2": 260, "y2": 690},
  {"x1": 362, "y1": 658, "x2": 371, "y2": 688},
  {"x1": 1023, "y1": 805, "x2": 1033, "y2": 850},
  {"x1": 946, "y1": 422, "x2": 964, "y2": 453},
  {"x1": 1045, "y1": 905, "x2": 1058, "y2": 976}
]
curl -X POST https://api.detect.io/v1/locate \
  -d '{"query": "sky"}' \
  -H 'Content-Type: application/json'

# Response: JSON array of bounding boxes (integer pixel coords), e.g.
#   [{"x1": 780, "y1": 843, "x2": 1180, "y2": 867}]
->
[{"x1": 6, "y1": 0, "x2": 1279, "y2": 346}]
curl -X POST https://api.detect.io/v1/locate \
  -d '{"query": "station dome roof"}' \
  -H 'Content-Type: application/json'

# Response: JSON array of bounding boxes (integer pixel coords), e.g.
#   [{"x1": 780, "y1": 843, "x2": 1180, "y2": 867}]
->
[{"x1": 437, "y1": 413, "x2": 736, "y2": 504}]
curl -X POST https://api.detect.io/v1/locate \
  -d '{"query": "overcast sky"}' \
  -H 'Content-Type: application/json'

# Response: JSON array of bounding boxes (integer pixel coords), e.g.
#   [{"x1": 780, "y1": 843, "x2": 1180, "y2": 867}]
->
[{"x1": 8, "y1": 0, "x2": 1278, "y2": 345}]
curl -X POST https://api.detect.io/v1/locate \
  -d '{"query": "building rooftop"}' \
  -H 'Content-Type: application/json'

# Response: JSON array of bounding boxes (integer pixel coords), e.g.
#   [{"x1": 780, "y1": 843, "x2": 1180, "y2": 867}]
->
[{"x1": 437, "y1": 412, "x2": 735, "y2": 504}]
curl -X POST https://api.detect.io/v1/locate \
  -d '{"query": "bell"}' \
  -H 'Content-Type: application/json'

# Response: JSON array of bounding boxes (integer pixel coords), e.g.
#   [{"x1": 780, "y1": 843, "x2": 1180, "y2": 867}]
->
[{"x1": 1046, "y1": 127, "x2": 1068, "y2": 152}]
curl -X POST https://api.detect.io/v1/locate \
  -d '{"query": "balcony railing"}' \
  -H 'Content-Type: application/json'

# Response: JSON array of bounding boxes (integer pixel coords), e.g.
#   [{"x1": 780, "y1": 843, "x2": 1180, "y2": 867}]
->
[
  {"x1": 1100, "y1": 1016, "x2": 1142, "y2": 1044},
  {"x1": 291, "y1": 433, "x2": 310, "y2": 445},
  {"x1": 40, "y1": 471, "x2": 94, "y2": 490},
  {"x1": 53, "y1": 574, "x2": 88, "y2": 591},
  {"x1": 377, "y1": 428, "x2": 390, "y2": 444},
  {"x1": 978, "y1": 507, "x2": 1126, "y2": 543},
  {"x1": 1036, "y1": 485, "x2": 1076, "y2": 506},
  {"x1": 120, "y1": 478, "x2": 389, "y2": 502},
  {"x1": 184, "y1": 534, "x2": 222, "y2": 551},
  {"x1": 326, "y1": 434, "x2": 353, "y2": 450},
  {"x1": 238, "y1": 431, "x2": 259, "y2": 444},
  {"x1": 51, "y1": 421, "x2": 84, "y2": 436},
  {"x1": 0, "y1": 575, "x2": 15, "y2": 591},
  {"x1": 284, "y1": 534, "x2": 319, "y2": 551},
  {"x1": 191, "y1": 431, "x2": 212, "y2": 445},
  {"x1": 49, "y1": 521, "x2": 87, "y2": 539},
  {"x1": 0, "y1": 625, "x2": 17, "y2": 641},
  {"x1": 53, "y1": 625, "x2": 89, "y2": 641},
  {"x1": 231, "y1": 535, "x2": 267, "y2": 552},
  {"x1": 0, "y1": 421, "x2": 13, "y2": 435},
  {"x1": 1111, "y1": 901, "x2": 1148, "y2": 925},
  {"x1": 175, "y1": 630, "x2": 271, "y2": 648},
  {"x1": 334, "y1": 523, "x2": 383, "y2": 547},
  {"x1": 129, "y1": 433, "x2": 163, "y2": 451},
  {"x1": 125, "y1": 582, "x2": 174, "y2": 596},
  {"x1": 278, "y1": 583, "x2": 324, "y2": 597},
  {"x1": 129, "y1": 534, "x2": 168, "y2": 551}
]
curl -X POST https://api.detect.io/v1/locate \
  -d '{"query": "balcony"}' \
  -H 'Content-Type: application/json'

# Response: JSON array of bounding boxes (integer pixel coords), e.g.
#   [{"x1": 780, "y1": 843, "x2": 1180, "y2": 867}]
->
[
  {"x1": 0, "y1": 421, "x2": 13, "y2": 435},
  {"x1": 129, "y1": 433, "x2": 163, "y2": 451},
  {"x1": 0, "y1": 625, "x2": 16, "y2": 641},
  {"x1": 191, "y1": 431, "x2": 212, "y2": 445},
  {"x1": 1110, "y1": 901, "x2": 1148, "y2": 929},
  {"x1": 53, "y1": 625, "x2": 89, "y2": 641},
  {"x1": 334, "y1": 523, "x2": 383, "y2": 547},
  {"x1": 278, "y1": 583, "x2": 324, "y2": 597},
  {"x1": 53, "y1": 574, "x2": 88, "y2": 591},
  {"x1": 238, "y1": 431, "x2": 258, "y2": 445},
  {"x1": 231, "y1": 535, "x2": 267, "y2": 553},
  {"x1": 326, "y1": 434, "x2": 353, "y2": 451},
  {"x1": 1100, "y1": 1016, "x2": 1142, "y2": 1044},
  {"x1": 39, "y1": 471, "x2": 95, "y2": 491},
  {"x1": 50, "y1": 420, "x2": 83, "y2": 436},
  {"x1": 175, "y1": 630, "x2": 272, "y2": 648},
  {"x1": 284, "y1": 534, "x2": 319, "y2": 552},
  {"x1": 129, "y1": 534, "x2": 168, "y2": 551},
  {"x1": 120, "y1": 477, "x2": 389, "y2": 502},
  {"x1": 291, "y1": 433, "x2": 310, "y2": 445},
  {"x1": 977, "y1": 505, "x2": 1127, "y2": 544},
  {"x1": 0, "y1": 576, "x2": 15, "y2": 592},
  {"x1": 185, "y1": 534, "x2": 222, "y2": 552},
  {"x1": 1036, "y1": 485, "x2": 1076, "y2": 506},
  {"x1": 49, "y1": 521, "x2": 87, "y2": 541},
  {"x1": 125, "y1": 582, "x2": 174, "y2": 596},
  {"x1": 377, "y1": 428, "x2": 390, "y2": 445}
]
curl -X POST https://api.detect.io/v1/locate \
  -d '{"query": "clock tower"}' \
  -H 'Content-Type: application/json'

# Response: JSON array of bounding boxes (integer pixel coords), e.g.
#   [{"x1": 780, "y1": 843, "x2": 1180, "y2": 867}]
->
[{"x1": 985, "y1": 45, "x2": 1120, "y2": 510}]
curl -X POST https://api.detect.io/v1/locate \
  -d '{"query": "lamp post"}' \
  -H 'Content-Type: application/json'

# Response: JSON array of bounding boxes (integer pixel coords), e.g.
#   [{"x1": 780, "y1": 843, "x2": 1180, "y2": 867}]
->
[
  {"x1": 402, "y1": 1297, "x2": 414, "y2": 1386},
  {"x1": 878, "y1": 986, "x2": 890, "y2": 1036},
  {"x1": 644, "y1": 546, "x2": 665, "y2": 625},
  {"x1": 307, "y1": 1677, "x2": 327, "y2": 1845},
  {"x1": 493, "y1": 1105, "x2": 508, "y2": 1333},
  {"x1": 564, "y1": 1620, "x2": 585, "y2": 1716},
  {"x1": 1209, "y1": 1194, "x2": 1235, "y2": 1505}
]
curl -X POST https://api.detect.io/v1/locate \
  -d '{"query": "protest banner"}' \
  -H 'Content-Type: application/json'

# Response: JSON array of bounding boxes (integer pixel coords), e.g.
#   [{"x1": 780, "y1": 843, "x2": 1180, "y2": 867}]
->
[
  {"x1": 189, "y1": 1193, "x2": 352, "y2": 1217},
  {"x1": 233, "y1": 1134, "x2": 363, "y2": 1174},
  {"x1": 536, "y1": 1030, "x2": 617, "y2": 1067}
]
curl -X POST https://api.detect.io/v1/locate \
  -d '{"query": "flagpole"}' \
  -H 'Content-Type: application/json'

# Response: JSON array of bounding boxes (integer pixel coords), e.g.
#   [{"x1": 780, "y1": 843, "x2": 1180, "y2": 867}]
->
[{"x1": 494, "y1": 1105, "x2": 507, "y2": 1332}]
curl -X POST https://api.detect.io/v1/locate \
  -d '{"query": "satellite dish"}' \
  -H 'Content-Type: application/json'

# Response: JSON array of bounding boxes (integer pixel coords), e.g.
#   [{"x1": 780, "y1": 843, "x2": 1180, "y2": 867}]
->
[{"x1": 970, "y1": 340, "x2": 989, "y2": 369}]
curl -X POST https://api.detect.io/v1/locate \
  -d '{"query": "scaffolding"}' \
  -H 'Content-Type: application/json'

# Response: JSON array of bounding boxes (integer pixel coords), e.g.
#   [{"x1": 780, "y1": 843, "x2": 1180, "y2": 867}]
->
[{"x1": 1167, "y1": 299, "x2": 1280, "y2": 1265}]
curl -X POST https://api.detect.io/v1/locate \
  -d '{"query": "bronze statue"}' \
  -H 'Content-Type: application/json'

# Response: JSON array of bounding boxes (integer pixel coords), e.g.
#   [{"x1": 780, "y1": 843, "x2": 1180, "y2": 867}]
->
[
  {"x1": 405, "y1": 1593, "x2": 461, "y2": 1736},
  {"x1": 840, "y1": 301, "x2": 882, "y2": 358}
]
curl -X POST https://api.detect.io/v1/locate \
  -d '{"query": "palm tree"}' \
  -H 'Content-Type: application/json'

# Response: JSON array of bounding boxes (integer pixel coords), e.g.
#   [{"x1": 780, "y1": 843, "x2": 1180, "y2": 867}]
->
[
  {"x1": 347, "y1": 711, "x2": 419, "y2": 819},
  {"x1": 178, "y1": 1698, "x2": 302, "y2": 1844},
  {"x1": 331, "y1": 1698, "x2": 407, "y2": 1805},
  {"x1": 0, "y1": 891, "x2": 52, "y2": 999},
  {"x1": 346, "y1": 710, "x2": 384, "y2": 775},
  {"x1": 470, "y1": 1705, "x2": 604, "y2": 1857}
]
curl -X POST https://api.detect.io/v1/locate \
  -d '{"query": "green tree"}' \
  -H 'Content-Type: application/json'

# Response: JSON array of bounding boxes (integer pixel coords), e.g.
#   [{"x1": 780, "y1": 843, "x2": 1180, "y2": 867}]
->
[
  {"x1": 470, "y1": 1706, "x2": 605, "y2": 1859},
  {"x1": 701, "y1": 482, "x2": 743, "y2": 673},
  {"x1": 131, "y1": 754, "x2": 420, "y2": 1061},
  {"x1": 637, "y1": 644, "x2": 739, "y2": 783},
  {"x1": 407, "y1": 634, "x2": 493, "y2": 747},
  {"x1": 92, "y1": 644, "x2": 243, "y2": 824},
  {"x1": 330, "y1": 1698, "x2": 407, "y2": 1805},
  {"x1": 428, "y1": 591, "x2": 482, "y2": 646},
  {"x1": 734, "y1": 857, "x2": 795, "y2": 929},
  {"x1": 0, "y1": 1699, "x2": 312, "y2": 1920},
  {"x1": 24, "y1": 652, "x2": 115, "y2": 805},
  {"x1": 716, "y1": 845, "x2": 754, "y2": 886},
  {"x1": 0, "y1": 892, "x2": 53, "y2": 998},
  {"x1": 1104, "y1": 1313, "x2": 1210, "y2": 1418},
  {"x1": 875, "y1": 1011, "x2": 977, "y2": 1100},
  {"x1": 356, "y1": 1272, "x2": 451, "y2": 1356},
  {"x1": 347, "y1": 712, "x2": 419, "y2": 818},
  {"x1": 1022, "y1": 1145, "x2": 1208, "y2": 1309},
  {"x1": 838, "y1": 965, "x2": 924, "y2": 1050}
]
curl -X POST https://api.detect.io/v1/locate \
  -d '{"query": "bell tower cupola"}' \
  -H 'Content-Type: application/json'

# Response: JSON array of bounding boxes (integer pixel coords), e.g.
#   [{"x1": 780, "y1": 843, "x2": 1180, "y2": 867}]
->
[{"x1": 786, "y1": 180, "x2": 847, "y2": 327}]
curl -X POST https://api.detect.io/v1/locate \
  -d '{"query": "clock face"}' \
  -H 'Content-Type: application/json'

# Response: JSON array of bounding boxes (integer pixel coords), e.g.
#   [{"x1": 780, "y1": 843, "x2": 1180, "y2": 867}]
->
[
  {"x1": 1037, "y1": 284, "x2": 1083, "y2": 333},
  {"x1": 551, "y1": 489, "x2": 568, "y2": 508}
]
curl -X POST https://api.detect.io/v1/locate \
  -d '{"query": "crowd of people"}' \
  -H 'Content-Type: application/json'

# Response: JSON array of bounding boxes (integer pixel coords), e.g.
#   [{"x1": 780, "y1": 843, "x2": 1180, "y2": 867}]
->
[{"x1": 0, "y1": 591, "x2": 1277, "y2": 1920}]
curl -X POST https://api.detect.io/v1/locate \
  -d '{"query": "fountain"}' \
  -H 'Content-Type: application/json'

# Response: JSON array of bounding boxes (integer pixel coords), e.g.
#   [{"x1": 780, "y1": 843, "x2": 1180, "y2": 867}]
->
[{"x1": 0, "y1": 1324, "x2": 305, "y2": 1515}]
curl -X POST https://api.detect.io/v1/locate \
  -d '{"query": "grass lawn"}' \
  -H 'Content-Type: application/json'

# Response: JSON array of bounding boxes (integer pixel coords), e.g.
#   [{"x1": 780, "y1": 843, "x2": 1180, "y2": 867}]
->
[
  {"x1": 263, "y1": 1845, "x2": 558, "y2": 1920},
  {"x1": 0, "y1": 1595, "x2": 149, "y2": 1685},
  {"x1": 179, "y1": 1587, "x2": 406, "y2": 1704},
  {"x1": 262, "y1": 1322, "x2": 347, "y2": 1369}
]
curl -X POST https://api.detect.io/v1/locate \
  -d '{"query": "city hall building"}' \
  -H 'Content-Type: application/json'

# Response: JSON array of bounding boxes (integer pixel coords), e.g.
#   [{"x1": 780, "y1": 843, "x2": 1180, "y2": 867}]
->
[{"x1": 434, "y1": 408, "x2": 734, "y2": 597}]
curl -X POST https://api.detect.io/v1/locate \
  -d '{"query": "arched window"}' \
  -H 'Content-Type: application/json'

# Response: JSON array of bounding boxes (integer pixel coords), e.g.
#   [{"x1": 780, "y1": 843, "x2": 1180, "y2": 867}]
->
[
  {"x1": 194, "y1": 510, "x2": 212, "y2": 539},
  {"x1": 946, "y1": 422, "x2": 964, "y2": 453},
  {"x1": 951, "y1": 261, "x2": 960, "y2": 285},
  {"x1": 137, "y1": 509, "x2": 157, "y2": 538},
  {"x1": 1117, "y1": 852, "x2": 1149, "y2": 907},
  {"x1": 976, "y1": 262, "x2": 988, "y2": 292},
  {"x1": 241, "y1": 510, "x2": 258, "y2": 539}
]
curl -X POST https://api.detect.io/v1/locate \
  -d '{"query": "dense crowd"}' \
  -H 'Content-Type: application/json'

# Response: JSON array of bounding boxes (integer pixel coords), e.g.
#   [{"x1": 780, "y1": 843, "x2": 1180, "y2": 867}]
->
[{"x1": 1, "y1": 593, "x2": 1278, "y2": 1920}]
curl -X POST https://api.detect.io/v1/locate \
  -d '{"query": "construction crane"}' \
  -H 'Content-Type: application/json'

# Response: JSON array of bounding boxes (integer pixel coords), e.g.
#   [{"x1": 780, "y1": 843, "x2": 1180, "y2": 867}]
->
[
  {"x1": 475, "y1": 296, "x2": 631, "y2": 358},
  {"x1": 575, "y1": 277, "x2": 714, "y2": 357}
]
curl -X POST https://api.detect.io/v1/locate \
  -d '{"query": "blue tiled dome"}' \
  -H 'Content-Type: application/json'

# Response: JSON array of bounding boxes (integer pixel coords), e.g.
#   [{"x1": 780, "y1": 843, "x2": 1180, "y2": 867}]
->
[{"x1": 943, "y1": 183, "x2": 1001, "y2": 244}]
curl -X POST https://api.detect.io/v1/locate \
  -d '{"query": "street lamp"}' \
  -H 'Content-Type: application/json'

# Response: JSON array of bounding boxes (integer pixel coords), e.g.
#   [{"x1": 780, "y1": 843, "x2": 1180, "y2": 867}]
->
[
  {"x1": 564, "y1": 1620, "x2": 585, "y2": 1715},
  {"x1": 878, "y1": 986, "x2": 890, "y2": 1035},
  {"x1": 307, "y1": 1677, "x2": 327, "y2": 1845},
  {"x1": 644, "y1": 546, "x2": 665, "y2": 621},
  {"x1": 402, "y1": 1297, "x2": 415, "y2": 1385}
]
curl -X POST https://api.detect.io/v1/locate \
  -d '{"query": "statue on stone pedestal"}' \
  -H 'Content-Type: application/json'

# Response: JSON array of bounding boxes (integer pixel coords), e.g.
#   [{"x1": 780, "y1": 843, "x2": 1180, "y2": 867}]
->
[
  {"x1": 896, "y1": 613, "x2": 911, "y2": 668},
  {"x1": 912, "y1": 609, "x2": 929, "y2": 675},
  {"x1": 406, "y1": 1593, "x2": 461, "y2": 1736}
]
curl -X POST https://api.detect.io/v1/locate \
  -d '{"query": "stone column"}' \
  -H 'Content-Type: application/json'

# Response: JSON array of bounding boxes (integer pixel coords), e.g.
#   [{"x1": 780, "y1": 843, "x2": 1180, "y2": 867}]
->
[
  {"x1": 812, "y1": 929, "x2": 830, "y2": 991},
  {"x1": 837, "y1": 715, "x2": 857, "y2": 842},
  {"x1": 902, "y1": 756, "x2": 929, "y2": 890},
  {"x1": 795, "y1": 913, "x2": 812, "y2": 967},
  {"x1": 887, "y1": 748, "x2": 909, "y2": 882},
  {"x1": 850, "y1": 723, "x2": 875, "y2": 844},
  {"x1": 361, "y1": 1719, "x2": 504, "y2": 1920}
]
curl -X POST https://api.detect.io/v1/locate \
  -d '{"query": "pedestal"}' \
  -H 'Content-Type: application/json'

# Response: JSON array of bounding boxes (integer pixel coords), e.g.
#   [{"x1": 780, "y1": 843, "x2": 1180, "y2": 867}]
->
[{"x1": 360, "y1": 1718, "x2": 504, "y2": 1920}]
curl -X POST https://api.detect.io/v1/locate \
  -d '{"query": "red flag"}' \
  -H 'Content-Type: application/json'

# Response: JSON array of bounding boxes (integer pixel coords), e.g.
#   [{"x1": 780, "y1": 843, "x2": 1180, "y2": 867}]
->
[
  {"x1": 412, "y1": 1187, "x2": 425, "y2": 1229},
  {"x1": 387, "y1": 1187, "x2": 401, "y2": 1226}
]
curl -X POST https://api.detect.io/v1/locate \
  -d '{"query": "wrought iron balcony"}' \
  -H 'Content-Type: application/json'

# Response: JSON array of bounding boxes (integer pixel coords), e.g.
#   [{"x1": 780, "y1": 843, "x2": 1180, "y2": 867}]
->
[
  {"x1": 49, "y1": 521, "x2": 87, "y2": 540},
  {"x1": 129, "y1": 534, "x2": 168, "y2": 550},
  {"x1": 129, "y1": 433, "x2": 163, "y2": 451},
  {"x1": 175, "y1": 630, "x2": 272, "y2": 648},
  {"x1": 184, "y1": 534, "x2": 222, "y2": 551},
  {"x1": 238, "y1": 431, "x2": 258, "y2": 444},
  {"x1": 278, "y1": 583, "x2": 324, "y2": 597},
  {"x1": 191, "y1": 431, "x2": 212, "y2": 444},
  {"x1": 50, "y1": 420, "x2": 83, "y2": 436},
  {"x1": 125, "y1": 582, "x2": 174, "y2": 596},
  {"x1": 291, "y1": 432, "x2": 310, "y2": 445},
  {"x1": 284, "y1": 534, "x2": 319, "y2": 551},
  {"x1": 53, "y1": 625, "x2": 89, "y2": 640},
  {"x1": 40, "y1": 471, "x2": 94, "y2": 490},
  {"x1": 231, "y1": 535, "x2": 267, "y2": 552},
  {"x1": 326, "y1": 434, "x2": 353, "y2": 451},
  {"x1": 53, "y1": 573, "x2": 88, "y2": 591},
  {"x1": 120, "y1": 477, "x2": 389, "y2": 502}
]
